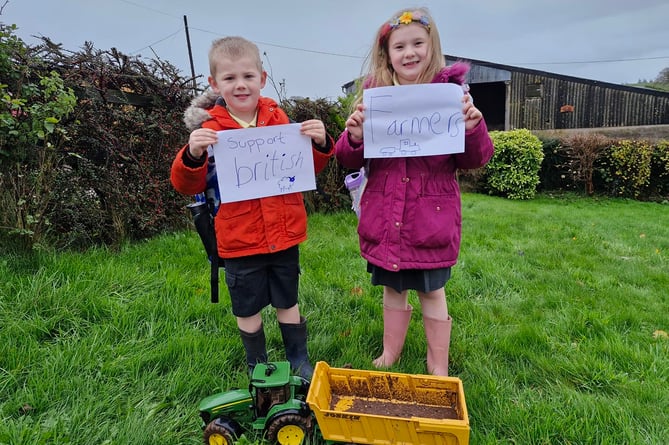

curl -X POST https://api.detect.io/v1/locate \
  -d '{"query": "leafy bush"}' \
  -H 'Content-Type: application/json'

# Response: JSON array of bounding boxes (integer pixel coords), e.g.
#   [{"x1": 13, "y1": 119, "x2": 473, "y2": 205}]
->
[
  {"x1": 281, "y1": 96, "x2": 348, "y2": 214},
  {"x1": 485, "y1": 129, "x2": 544, "y2": 199},
  {"x1": 0, "y1": 24, "x2": 193, "y2": 251},
  {"x1": 456, "y1": 166, "x2": 486, "y2": 193},
  {"x1": 560, "y1": 133, "x2": 612, "y2": 195},
  {"x1": 536, "y1": 137, "x2": 578, "y2": 192},
  {"x1": 649, "y1": 140, "x2": 669, "y2": 199},
  {"x1": 599, "y1": 139, "x2": 653, "y2": 198},
  {"x1": 0, "y1": 25, "x2": 77, "y2": 249}
]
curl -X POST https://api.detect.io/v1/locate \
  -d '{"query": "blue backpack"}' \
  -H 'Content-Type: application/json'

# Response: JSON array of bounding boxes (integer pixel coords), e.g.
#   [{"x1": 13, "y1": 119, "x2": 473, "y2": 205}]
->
[{"x1": 187, "y1": 146, "x2": 223, "y2": 303}]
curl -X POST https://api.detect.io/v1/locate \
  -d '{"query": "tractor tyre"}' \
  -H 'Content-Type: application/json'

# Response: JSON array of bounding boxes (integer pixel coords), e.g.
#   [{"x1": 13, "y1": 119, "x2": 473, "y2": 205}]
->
[
  {"x1": 203, "y1": 419, "x2": 236, "y2": 445},
  {"x1": 266, "y1": 413, "x2": 309, "y2": 445}
]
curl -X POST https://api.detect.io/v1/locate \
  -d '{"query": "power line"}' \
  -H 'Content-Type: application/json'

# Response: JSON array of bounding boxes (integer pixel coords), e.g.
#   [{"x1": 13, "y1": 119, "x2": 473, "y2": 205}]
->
[
  {"x1": 115, "y1": 0, "x2": 181, "y2": 19},
  {"x1": 130, "y1": 29, "x2": 182, "y2": 55},
  {"x1": 189, "y1": 26, "x2": 364, "y2": 60},
  {"x1": 129, "y1": 25, "x2": 668, "y2": 71},
  {"x1": 112, "y1": 1, "x2": 667, "y2": 69},
  {"x1": 511, "y1": 55, "x2": 669, "y2": 66},
  {"x1": 146, "y1": 23, "x2": 669, "y2": 66},
  {"x1": 112, "y1": 0, "x2": 363, "y2": 60},
  {"x1": 111, "y1": 0, "x2": 365, "y2": 60}
]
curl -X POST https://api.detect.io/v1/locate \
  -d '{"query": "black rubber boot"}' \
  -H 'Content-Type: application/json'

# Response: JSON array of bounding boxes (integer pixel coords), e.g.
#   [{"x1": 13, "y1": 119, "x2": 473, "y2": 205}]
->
[
  {"x1": 279, "y1": 316, "x2": 314, "y2": 380},
  {"x1": 239, "y1": 325, "x2": 268, "y2": 375}
]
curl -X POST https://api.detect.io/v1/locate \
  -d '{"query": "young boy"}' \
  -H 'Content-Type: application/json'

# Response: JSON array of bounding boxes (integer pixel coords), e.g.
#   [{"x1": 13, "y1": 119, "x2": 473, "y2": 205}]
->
[{"x1": 171, "y1": 36, "x2": 334, "y2": 379}]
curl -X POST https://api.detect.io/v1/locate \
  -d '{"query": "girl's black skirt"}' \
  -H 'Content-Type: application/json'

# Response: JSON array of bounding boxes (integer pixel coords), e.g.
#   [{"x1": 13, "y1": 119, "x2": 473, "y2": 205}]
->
[{"x1": 367, "y1": 262, "x2": 451, "y2": 293}]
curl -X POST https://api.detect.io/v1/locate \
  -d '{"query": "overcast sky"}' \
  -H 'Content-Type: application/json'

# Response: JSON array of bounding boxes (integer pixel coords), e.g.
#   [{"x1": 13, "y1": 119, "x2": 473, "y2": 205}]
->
[{"x1": 4, "y1": 0, "x2": 669, "y2": 102}]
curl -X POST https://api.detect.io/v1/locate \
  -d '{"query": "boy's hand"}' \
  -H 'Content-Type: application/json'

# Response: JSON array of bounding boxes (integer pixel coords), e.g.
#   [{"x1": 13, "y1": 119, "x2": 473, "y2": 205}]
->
[
  {"x1": 462, "y1": 95, "x2": 483, "y2": 130},
  {"x1": 301, "y1": 119, "x2": 327, "y2": 148},
  {"x1": 345, "y1": 103, "x2": 365, "y2": 142},
  {"x1": 188, "y1": 128, "x2": 218, "y2": 158}
]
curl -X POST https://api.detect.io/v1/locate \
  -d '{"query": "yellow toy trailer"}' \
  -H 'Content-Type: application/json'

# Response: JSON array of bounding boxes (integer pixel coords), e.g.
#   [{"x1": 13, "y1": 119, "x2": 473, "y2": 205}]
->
[
  {"x1": 306, "y1": 361, "x2": 470, "y2": 445},
  {"x1": 198, "y1": 360, "x2": 469, "y2": 445}
]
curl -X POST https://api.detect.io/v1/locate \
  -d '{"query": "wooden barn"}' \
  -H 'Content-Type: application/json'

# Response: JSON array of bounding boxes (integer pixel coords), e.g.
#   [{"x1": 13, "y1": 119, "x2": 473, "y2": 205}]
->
[{"x1": 341, "y1": 55, "x2": 669, "y2": 132}]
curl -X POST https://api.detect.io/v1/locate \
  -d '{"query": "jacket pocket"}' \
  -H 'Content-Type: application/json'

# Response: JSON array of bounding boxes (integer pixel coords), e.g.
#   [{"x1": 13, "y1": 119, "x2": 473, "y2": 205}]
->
[
  {"x1": 411, "y1": 195, "x2": 460, "y2": 248},
  {"x1": 357, "y1": 188, "x2": 386, "y2": 244},
  {"x1": 282, "y1": 193, "x2": 307, "y2": 237},
  {"x1": 216, "y1": 200, "x2": 264, "y2": 250}
]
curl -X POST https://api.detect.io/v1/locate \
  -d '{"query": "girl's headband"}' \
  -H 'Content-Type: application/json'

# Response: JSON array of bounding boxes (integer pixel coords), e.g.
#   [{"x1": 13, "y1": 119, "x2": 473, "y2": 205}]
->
[{"x1": 378, "y1": 11, "x2": 431, "y2": 45}]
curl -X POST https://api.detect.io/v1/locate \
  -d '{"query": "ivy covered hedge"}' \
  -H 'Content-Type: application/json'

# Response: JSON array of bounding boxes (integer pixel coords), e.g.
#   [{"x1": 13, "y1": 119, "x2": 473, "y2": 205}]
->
[{"x1": 1, "y1": 23, "x2": 197, "y2": 250}]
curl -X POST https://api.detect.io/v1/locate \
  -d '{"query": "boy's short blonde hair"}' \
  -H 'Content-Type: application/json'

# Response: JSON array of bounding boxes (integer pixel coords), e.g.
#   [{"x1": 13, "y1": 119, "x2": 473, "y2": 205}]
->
[{"x1": 208, "y1": 36, "x2": 263, "y2": 76}]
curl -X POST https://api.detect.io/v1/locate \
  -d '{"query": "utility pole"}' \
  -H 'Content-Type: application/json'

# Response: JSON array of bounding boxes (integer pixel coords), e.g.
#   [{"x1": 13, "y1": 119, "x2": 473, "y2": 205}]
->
[{"x1": 183, "y1": 15, "x2": 197, "y2": 93}]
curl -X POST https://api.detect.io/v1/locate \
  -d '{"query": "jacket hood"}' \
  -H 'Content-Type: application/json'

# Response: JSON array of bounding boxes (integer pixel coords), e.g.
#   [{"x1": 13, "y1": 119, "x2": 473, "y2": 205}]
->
[
  {"x1": 183, "y1": 91, "x2": 282, "y2": 131},
  {"x1": 183, "y1": 90, "x2": 220, "y2": 131},
  {"x1": 430, "y1": 61, "x2": 470, "y2": 85}
]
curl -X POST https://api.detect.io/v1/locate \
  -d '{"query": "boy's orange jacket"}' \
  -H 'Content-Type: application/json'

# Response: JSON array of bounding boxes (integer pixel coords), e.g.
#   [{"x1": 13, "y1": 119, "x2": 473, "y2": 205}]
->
[{"x1": 171, "y1": 96, "x2": 333, "y2": 259}]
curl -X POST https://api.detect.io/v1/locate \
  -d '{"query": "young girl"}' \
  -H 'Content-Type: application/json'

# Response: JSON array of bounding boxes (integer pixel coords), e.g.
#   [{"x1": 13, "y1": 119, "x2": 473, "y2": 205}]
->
[{"x1": 335, "y1": 7, "x2": 494, "y2": 376}]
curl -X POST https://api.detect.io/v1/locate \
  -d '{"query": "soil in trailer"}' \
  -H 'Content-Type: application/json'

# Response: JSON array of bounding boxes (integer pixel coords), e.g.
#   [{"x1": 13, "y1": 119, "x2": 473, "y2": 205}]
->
[{"x1": 330, "y1": 394, "x2": 458, "y2": 420}]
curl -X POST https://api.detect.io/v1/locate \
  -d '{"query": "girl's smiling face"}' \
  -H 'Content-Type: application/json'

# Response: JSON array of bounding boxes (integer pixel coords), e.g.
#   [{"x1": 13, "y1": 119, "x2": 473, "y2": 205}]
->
[{"x1": 387, "y1": 23, "x2": 431, "y2": 85}]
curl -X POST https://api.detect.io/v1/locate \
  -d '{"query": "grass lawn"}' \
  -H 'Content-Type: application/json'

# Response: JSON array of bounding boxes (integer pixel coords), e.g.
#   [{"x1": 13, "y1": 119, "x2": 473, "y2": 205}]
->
[{"x1": 1, "y1": 193, "x2": 667, "y2": 444}]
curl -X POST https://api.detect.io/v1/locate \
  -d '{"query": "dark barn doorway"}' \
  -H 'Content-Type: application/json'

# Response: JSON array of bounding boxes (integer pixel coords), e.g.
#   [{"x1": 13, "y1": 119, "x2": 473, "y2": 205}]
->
[{"x1": 469, "y1": 81, "x2": 506, "y2": 131}]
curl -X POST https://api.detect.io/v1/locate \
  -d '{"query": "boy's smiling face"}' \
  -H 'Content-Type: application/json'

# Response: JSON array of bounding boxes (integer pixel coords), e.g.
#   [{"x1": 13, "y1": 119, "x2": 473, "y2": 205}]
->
[{"x1": 208, "y1": 55, "x2": 267, "y2": 122}]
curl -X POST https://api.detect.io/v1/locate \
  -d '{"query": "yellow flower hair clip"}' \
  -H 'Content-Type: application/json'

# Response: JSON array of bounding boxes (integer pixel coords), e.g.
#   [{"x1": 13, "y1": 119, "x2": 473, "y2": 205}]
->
[
  {"x1": 398, "y1": 12, "x2": 415, "y2": 25},
  {"x1": 379, "y1": 11, "x2": 431, "y2": 44}
]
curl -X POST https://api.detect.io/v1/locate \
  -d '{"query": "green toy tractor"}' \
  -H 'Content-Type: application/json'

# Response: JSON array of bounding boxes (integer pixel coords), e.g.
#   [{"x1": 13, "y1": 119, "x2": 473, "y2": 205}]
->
[{"x1": 198, "y1": 361, "x2": 312, "y2": 445}]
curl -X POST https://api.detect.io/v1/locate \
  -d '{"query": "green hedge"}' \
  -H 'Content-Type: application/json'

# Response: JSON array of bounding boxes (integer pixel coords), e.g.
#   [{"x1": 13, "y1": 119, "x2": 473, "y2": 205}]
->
[
  {"x1": 0, "y1": 24, "x2": 193, "y2": 251},
  {"x1": 538, "y1": 135, "x2": 669, "y2": 201},
  {"x1": 484, "y1": 129, "x2": 544, "y2": 200}
]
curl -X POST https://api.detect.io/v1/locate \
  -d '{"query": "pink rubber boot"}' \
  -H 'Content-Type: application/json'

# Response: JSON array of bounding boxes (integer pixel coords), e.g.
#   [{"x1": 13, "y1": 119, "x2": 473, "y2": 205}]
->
[
  {"x1": 424, "y1": 315, "x2": 452, "y2": 376},
  {"x1": 372, "y1": 305, "x2": 413, "y2": 368}
]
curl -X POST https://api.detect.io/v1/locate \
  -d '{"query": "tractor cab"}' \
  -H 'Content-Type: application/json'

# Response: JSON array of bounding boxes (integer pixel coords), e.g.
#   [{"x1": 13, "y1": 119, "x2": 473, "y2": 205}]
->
[{"x1": 250, "y1": 361, "x2": 292, "y2": 417}]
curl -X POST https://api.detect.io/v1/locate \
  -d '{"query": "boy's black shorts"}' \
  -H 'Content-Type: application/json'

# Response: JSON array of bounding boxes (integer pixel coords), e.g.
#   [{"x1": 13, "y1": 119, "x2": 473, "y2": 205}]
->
[{"x1": 224, "y1": 245, "x2": 300, "y2": 317}]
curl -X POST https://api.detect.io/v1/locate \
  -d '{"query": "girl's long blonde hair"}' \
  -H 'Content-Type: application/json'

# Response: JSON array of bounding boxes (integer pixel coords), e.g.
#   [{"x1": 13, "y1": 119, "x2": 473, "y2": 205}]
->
[{"x1": 353, "y1": 6, "x2": 446, "y2": 107}]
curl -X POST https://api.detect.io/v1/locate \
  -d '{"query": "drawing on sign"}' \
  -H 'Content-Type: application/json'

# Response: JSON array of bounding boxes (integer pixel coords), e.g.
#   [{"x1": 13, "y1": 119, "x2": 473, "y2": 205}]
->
[
  {"x1": 380, "y1": 138, "x2": 421, "y2": 156},
  {"x1": 278, "y1": 176, "x2": 296, "y2": 192}
]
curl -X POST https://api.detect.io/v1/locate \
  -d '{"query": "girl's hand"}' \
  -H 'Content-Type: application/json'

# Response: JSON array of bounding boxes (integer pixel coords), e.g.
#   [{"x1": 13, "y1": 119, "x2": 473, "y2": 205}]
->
[
  {"x1": 300, "y1": 119, "x2": 326, "y2": 147},
  {"x1": 462, "y1": 94, "x2": 483, "y2": 130},
  {"x1": 345, "y1": 103, "x2": 365, "y2": 142},
  {"x1": 188, "y1": 128, "x2": 218, "y2": 158}
]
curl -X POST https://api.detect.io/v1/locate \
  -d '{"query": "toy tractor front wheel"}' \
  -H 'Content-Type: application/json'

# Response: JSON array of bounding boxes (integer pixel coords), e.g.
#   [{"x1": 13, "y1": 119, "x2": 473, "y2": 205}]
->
[
  {"x1": 266, "y1": 413, "x2": 309, "y2": 445},
  {"x1": 203, "y1": 420, "x2": 236, "y2": 445}
]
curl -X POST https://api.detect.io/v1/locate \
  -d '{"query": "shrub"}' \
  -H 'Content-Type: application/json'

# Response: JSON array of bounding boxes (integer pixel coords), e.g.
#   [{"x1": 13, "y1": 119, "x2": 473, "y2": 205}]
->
[
  {"x1": 457, "y1": 166, "x2": 486, "y2": 193},
  {"x1": 649, "y1": 140, "x2": 669, "y2": 199},
  {"x1": 599, "y1": 139, "x2": 654, "y2": 199},
  {"x1": 561, "y1": 133, "x2": 612, "y2": 195},
  {"x1": 485, "y1": 129, "x2": 544, "y2": 200},
  {"x1": 280, "y1": 96, "x2": 348, "y2": 214},
  {"x1": 0, "y1": 24, "x2": 193, "y2": 251},
  {"x1": 0, "y1": 25, "x2": 77, "y2": 249},
  {"x1": 537, "y1": 137, "x2": 578, "y2": 192}
]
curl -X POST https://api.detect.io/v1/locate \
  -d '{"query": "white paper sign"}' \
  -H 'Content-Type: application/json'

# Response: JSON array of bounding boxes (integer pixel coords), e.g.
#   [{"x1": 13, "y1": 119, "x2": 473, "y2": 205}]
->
[
  {"x1": 362, "y1": 83, "x2": 466, "y2": 158},
  {"x1": 212, "y1": 123, "x2": 316, "y2": 203}
]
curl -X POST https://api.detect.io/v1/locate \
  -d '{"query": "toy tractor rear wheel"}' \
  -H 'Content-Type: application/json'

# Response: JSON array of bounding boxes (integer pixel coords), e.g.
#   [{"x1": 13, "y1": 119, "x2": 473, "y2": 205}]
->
[
  {"x1": 266, "y1": 413, "x2": 309, "y2": 445},
  {"x1": 203, "y1": 420, "x2": 236, "y2": 445}
]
